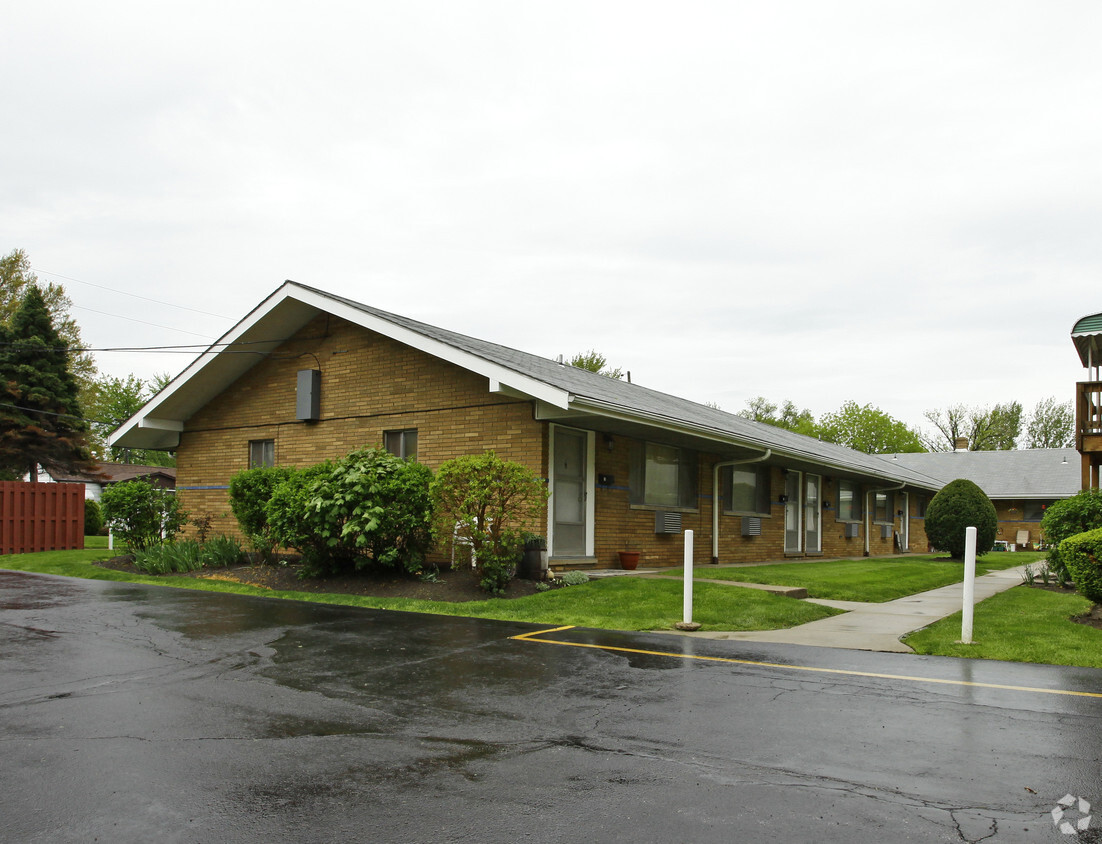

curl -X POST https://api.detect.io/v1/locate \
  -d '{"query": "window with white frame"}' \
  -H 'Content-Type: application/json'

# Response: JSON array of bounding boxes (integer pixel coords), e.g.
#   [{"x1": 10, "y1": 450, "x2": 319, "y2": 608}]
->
[
  {"x1": 384, "y1": 429, "x2": 418, "y2": 460},
  {"x1": 249, "y1": 439, "x2": 275, "y2": 468}
]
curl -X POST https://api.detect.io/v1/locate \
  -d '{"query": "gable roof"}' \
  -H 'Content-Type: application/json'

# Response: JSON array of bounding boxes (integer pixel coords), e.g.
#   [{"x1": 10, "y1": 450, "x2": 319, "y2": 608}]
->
[
  {"x1": 889, "y1": 448, "x2": 1080, "y2": 499},
  {"x1": 110, "y1": 281, "x2": 943, "y2": 490}
]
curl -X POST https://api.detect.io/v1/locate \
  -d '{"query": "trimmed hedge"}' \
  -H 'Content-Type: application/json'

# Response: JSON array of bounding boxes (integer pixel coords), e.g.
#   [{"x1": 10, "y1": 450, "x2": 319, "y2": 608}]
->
[
  {"x1": 924, "y1": 478, "x2": 997, "y2": 560},
  {"x1": 1041, "y1": 489, "x2": 1102, "y2": 579},
  {"x1": 1060, "y1": 527, "x2": 1102, "y2": 603}
]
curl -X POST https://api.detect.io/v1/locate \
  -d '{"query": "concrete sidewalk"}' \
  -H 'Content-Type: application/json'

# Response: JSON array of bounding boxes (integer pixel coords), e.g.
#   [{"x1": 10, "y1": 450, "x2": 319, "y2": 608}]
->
[{"x1": 670, "y1": 564, "x2": 1034, "y2": 653}]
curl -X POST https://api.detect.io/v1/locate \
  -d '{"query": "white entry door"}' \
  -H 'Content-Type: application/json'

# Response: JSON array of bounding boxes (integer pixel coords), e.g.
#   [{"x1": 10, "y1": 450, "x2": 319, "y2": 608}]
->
[
  {"x1": 805, "y1": 474, "x2": 822, "y2": 554},
  {"x1": 552, "y1": 428, "x2": 588, "y2": 556},
  {"x1": 783, "y1": 471, "x2": 802, "y2": 554}
]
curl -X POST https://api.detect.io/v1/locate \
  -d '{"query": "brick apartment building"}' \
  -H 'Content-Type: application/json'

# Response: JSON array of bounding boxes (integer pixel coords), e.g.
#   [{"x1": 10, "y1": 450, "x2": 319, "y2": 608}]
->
[{"x1": 111, "y1": 282, "x2": 944, "y2": 570}]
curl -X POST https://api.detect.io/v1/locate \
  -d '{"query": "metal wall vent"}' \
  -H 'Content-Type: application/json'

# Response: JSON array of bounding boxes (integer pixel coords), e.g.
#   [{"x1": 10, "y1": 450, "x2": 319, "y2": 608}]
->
[
  {"x1": 880, "y1": 524, "x2": 893, "y2": 540},
  {"x1": 654, "y1": 511, "x2": 682, "y2": 534},
  {"x1": 844, "y1": 523, "x2": 860, "y2": 539},
  {"x1": 741, "y1": 516, "x2": 762, "y2": 537}
]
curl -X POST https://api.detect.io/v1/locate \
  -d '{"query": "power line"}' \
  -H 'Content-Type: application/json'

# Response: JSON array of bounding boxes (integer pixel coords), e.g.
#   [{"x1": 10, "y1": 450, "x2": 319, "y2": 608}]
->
[
  {"x1": 71, "y1": 304, "x2": 220, "y2": 339},
  {"x1": 33, "y1": 266, "x2": 234, "y2": 320}
]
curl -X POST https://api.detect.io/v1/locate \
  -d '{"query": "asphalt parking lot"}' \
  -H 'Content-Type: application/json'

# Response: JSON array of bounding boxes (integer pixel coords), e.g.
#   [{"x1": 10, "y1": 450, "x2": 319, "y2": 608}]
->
[{"x1": 2, "y1": 570, "x2": 1100, "y2": 843}]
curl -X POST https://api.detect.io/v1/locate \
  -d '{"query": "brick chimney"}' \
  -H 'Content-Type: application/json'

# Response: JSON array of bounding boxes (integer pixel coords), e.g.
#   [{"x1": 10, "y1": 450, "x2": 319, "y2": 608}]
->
[{"x1": 954, "y1": 437, "x2": 969, "y2": 452}]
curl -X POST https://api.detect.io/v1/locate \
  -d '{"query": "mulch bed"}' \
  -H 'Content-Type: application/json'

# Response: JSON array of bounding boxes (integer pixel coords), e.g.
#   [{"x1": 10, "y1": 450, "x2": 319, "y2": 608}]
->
[{"x1": 93, "y1": 556, "x2": 545, "y2": 603}]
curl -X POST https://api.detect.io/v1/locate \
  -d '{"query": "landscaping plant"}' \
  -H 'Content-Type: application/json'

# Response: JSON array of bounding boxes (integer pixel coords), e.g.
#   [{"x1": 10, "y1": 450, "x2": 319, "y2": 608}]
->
[
  {"x1": 229, "y1": 466, "x2": 295, "y2": 560},
  {"x1": 431, "y1": 451, "x2": 549, "y2": 594},
  {"x1": 265, "y1": 449, "x2": 434, "y2": 576},
  {"x1": 1041, "y1": 488, "x2": 1102, "y2": 580},
  {"x1": 84, "y1": 498, "x2": 104, "y2": 536},
  {"x1": 100, "y1": 479, "x2": 187, "y2": 552},
  {"x1": 1059, "y1": 527, "x2": 1102, "y2": 603},
  {"x1": 923, "y1": 478, "x2": 997, "y2": 560}
]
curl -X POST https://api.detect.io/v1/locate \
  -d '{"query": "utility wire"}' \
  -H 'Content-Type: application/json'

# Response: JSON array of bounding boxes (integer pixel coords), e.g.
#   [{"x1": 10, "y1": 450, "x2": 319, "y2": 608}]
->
[
  {"x1": 71, "y1": 304, "x2": 220, "y2": 339},
  {"x1": 33, "y1": 266, "x2": 234, "y2": 321}
]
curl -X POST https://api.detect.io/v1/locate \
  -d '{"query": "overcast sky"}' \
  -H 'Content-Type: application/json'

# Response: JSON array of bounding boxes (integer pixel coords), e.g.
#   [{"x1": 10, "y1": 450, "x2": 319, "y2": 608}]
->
[{"x1": 3, "y1": 2, "x2": 1097, "y2": 439}]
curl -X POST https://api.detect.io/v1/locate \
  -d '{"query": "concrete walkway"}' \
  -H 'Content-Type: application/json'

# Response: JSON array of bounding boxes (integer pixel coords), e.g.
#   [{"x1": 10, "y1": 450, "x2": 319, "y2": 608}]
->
[{"x1": 668, "y1": 564, "x2": 1033, "y2": 653}]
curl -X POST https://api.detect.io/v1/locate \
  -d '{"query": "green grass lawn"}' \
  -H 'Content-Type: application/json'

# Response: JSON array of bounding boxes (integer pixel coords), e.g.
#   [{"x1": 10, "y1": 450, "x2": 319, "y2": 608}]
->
[
  {"x1": 659, "y1": 552, "x2": 1048, "y2": 603},
  {"x1": 0, "y1": 549, "x2": 841, "y2": 633},
  {"x1": 903, "y1": 586, "x2": 1102, "y2": 669}
]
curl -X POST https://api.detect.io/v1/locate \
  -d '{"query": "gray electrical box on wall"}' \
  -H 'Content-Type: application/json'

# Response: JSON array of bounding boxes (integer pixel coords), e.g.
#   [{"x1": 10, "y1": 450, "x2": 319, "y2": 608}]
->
[{"x1": 296, "y1": 369, "x2": 321, "y2": 421}]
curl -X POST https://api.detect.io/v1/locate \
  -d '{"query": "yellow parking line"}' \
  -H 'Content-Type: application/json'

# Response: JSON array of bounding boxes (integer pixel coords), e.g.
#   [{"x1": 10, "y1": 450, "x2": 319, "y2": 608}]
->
[{"x1": 510, "y1": 627, "x2": 1102, "y2": 699}]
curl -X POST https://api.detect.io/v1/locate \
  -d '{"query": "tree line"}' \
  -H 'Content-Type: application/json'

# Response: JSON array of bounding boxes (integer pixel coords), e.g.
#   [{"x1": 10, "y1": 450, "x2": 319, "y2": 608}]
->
[{"x1": 570, "y1": 351, "x2": 1075, "y2": 454}]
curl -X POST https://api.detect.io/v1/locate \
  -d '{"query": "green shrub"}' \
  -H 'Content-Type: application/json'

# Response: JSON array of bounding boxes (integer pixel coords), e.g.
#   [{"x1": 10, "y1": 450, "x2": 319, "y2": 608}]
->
[
  {"x1": 924, "y1": 478, "x2": 997, "y2": 561},
  {"x1": 131, "y1": 535, "x2": 244, "y2": 574},
  {"x1": 1041, "y1": 489, "x2": 1102, "y2": 579},
  {"x1": 560, "y1": 570, "x2": 590, "y2": 586},
  {"x1": 229, "y1": 467, "x2": 295, "y2": 560},
  {"x1": 101, "y1": 480, "x2": 187, "y2": 552},
  {"x1": 133, "y1": 540, "x2": 203, "y2": 574},
  {"x1": 431, "y1": 451, "x2": 549, "y2": 594},
  {"x1": 84, "y1": 498, "x2": 104, "y2": 536},
  {"x1": 1060, "y1": 527, "x2": 1102, "y2": 603},
  {"x1": 265, "y1": 449, "x2": 434, "y2": 576}
]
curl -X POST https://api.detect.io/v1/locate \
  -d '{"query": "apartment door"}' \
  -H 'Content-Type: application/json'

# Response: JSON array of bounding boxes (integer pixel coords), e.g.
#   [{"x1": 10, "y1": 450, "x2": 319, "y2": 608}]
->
[
  {"x1": 805, "y1": 474, "x2": 822, "y2": 554},
  {"x1": 552, "y1": 428, "x2": 588, "y2": 556},
  {"x1": 783, "y1": 471, "x2": 802, "y2": 554}
]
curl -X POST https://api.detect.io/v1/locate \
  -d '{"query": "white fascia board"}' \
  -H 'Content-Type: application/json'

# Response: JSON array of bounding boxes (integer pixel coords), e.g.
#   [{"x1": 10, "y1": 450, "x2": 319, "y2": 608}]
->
[
  {"x1": 138, "y1": 417, "x2": 185, "y2": 432},
  {"x1": 110, "y1": 281, "x2": 309, "y2": 446},
  {"x1": 567, "y1": 396, "x2": 941, "y2": 491}
]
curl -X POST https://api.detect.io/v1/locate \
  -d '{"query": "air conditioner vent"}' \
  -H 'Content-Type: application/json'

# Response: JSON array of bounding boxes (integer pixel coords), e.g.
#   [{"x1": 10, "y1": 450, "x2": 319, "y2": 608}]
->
[
  {"x1": 654, "y1": 511, "x2": 682, "y2": 534},
  {"x1": 844, "y1": 523, "x2": 860, "y2": 539},
  {"x1": 881, "y1": 524, "x2": 893, "y2": 540},
  {"x1": 741, "y1": 516, "x2": 762, "y2": 537}
]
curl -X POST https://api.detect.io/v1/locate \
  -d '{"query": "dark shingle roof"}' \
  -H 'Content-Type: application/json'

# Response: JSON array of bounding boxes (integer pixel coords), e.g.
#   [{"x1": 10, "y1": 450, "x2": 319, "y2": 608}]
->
[{"x1": 305, "y1": 284, "x2": 944, "y2": 489}]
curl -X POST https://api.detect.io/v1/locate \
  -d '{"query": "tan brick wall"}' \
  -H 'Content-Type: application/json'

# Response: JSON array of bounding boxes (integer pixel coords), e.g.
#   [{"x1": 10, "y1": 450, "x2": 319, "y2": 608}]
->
[
  {"x1": 586, "y1": 434, "x2": 926, "y2": 569},
  {"x1": 176, "y1": 315, "x2": 546, "y2": 544}
]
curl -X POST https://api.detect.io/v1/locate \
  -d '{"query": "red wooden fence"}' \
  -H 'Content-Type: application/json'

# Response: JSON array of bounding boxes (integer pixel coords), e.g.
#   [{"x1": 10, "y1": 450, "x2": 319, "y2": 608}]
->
[{"x1": 0, "y1": 482, "x2": 85, "y2": 555}]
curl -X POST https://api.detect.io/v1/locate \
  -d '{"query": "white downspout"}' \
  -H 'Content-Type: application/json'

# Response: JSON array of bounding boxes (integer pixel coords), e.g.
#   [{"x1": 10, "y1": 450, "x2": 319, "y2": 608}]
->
[
  {"x1": 864, "y1": 481, "x2": 905, "y2": 556},
  {"x1": 712, "y1": 449, "x2": 772, "y2": 563}
]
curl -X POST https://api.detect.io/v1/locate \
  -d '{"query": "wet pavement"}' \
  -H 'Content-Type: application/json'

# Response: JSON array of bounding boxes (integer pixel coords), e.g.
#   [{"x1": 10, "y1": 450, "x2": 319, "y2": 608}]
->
[{"x1": 2, "y1": 569, "x2": 1101, "y2": 843}]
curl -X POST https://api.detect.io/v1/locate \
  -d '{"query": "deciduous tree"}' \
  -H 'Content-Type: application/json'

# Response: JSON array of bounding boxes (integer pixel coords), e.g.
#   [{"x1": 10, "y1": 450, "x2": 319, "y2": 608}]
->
[
  {"x1": 1023, "y1": 397, "x2": 1074, "y2": 449},
  {"x1": 568, "y1": 350, "x2": 624, "y2": 379},
  {"x1": 922, "y1": 403, "x2": 1022, "y2": 451},
  {"x1": 83, "y1": 373, "x2": 175, "y2": 466},
  {"x1": 737, "y1": 396, "x2": 818, "y2": 437},
  {"x1": 817, "y1": 400, "x2": 925, "y2": 454}
]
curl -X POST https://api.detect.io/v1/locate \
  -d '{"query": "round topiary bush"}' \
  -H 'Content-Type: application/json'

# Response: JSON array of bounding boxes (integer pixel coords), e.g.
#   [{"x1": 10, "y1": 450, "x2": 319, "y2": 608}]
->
[{"x1": 925, "y1": 478, "x2": 997, "y2": 560}]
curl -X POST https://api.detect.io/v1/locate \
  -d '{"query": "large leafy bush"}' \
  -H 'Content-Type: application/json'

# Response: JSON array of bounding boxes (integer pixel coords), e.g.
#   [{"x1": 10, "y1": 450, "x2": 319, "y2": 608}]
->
[
  {"x1": 1041, "y1": 489, "x2": 1102, "y2": 579},
  {"x1": 265, "y1": 449, "x2": 434, "y2": 576},
  {"x1": 924, "y1": 478, "x2": 996, "y2": 561},
  {"x1": 229, "y1": 466, "x2": 295, "y2": 560},
  {"x1": 100, "y1": 480, "x2": 187, "y2": 552},
  {"x1": 431, "y1": 452, "x2": 549, "y2": 593},
  {"x1": 1059, "y1": 527, "x2": 1102, "y2": 603}
]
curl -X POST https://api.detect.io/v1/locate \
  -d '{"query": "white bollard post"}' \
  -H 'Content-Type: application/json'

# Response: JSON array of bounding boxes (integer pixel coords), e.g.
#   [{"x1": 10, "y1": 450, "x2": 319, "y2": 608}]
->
[
  {"x1": 109, "y1": 529, "x2": 114, "y2": 552},
  {"x1": 961, "y1": 526, "x2": 977, "y2": 644},
  {"x1": 683, "y1": 529, "x2": 694, "y2": 624}
]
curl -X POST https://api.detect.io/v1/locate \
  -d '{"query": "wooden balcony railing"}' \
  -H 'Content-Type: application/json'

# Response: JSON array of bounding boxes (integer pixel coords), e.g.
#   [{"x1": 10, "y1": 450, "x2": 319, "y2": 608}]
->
[{"x1": 1077, "y1": 381, "x2": 1102, "y2": 450}]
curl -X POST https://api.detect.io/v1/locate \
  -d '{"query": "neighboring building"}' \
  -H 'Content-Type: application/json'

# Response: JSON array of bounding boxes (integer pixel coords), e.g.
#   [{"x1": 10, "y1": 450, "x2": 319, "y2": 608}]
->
[
  {"x1": 890, "y1": 447, "x2": 1080, "y2": 550},
  {"x1": 30, "y1": 462, "x2": 177, "y2": 502},
  {"x1": 111, "y1": 282, "x2": 944, "y2": 569},
  {"x1": 1072, "y1": 311, "x2": 1102, "y2": 490}
]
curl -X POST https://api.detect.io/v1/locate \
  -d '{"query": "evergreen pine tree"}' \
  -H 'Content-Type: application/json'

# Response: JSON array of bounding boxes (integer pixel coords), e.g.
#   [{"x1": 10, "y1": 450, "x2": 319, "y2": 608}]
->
[{"x1": 0, "y1": 285, "x2": 95, "y2": 479}]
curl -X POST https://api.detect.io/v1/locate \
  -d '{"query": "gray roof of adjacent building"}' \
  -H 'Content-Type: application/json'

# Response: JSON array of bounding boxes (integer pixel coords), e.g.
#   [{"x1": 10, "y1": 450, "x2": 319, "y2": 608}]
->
[{"x1": 888, "y1": 448, "x2": 1081, "y2": 500}]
